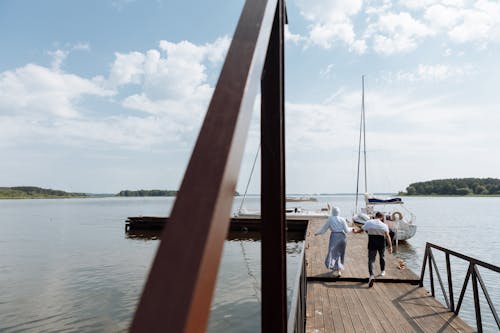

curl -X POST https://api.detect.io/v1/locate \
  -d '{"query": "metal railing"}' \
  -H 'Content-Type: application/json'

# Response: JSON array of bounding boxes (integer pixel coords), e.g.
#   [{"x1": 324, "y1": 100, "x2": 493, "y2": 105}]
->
[
  {"x1": 287, "y1": 243, "x2": 307, "y2": 333},
  {"x1": 130, "y1": 0, "x2": 288, "y2": 332},
  {"x1": 419, "y1": 242, "x2": 500, "y2": 332}
]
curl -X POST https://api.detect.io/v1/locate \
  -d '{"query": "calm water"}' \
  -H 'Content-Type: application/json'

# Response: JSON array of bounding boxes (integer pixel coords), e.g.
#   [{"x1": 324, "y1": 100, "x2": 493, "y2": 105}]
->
[{"x1": 0, "y1": 196, "x2": 499, "y2": 332}]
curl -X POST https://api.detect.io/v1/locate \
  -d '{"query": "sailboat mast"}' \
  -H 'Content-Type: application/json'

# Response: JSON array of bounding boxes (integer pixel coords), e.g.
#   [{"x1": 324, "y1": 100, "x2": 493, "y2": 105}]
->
[
  {"x1": 355, "y1": 77, "x2": 364, "y2": 212},
  {"x1": 355, "y1": 75, "x2": 368, "y2": 212},
  {"x1": 362, "y1": 75, "x2": 368, "y2": 193}
]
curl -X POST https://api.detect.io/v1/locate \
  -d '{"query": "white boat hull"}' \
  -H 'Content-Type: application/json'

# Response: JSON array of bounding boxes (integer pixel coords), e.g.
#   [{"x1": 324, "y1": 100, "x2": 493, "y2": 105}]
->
[
  {"x1": 352, "y1": 211, "x2": 417, "y2": 241},
  {"x1": 235, "y1": 208, "x2": 330, "y2": 220},
  {"x1": 393, "y1": 220, "x2": 417, "y2": 241}
]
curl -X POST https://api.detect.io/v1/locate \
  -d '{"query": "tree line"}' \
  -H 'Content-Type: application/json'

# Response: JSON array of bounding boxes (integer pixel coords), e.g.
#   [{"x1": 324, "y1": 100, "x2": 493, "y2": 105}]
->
[
  {"x1": 117, "y1": 189, "x2": 178, "y2": 197},
  {"x1": 116, "y1": 189, "x2": 240, "y2": 197},
  {"x1": 0, "y1": 186, "x2": 88, "y2": 199},
  {"x1": 402, "y1": 178, "x2": 500, "y2": 195}
]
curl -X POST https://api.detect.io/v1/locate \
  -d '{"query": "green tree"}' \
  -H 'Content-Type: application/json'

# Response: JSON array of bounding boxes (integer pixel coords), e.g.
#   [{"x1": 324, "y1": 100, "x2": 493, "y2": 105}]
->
[{"x1": 406, "y1": 186, "x2": 416, "y2": 195}]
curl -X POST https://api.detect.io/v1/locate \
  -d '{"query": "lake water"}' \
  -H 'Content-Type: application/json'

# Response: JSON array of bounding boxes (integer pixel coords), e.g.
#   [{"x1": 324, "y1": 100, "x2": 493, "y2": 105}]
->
[{"x1": 1, "y1": 196, "x2": 499, "y2": 332}]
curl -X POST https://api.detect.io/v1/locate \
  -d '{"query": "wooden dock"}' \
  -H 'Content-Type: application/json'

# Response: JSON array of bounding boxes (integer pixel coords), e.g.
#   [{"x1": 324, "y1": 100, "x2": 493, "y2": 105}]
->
[{"x1": 304, "y1": 218, "x2": 474, "y2": 333}]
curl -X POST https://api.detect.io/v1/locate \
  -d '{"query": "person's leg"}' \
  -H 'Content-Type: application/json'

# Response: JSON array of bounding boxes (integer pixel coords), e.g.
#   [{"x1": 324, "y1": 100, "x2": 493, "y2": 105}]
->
[
  {"x1": 325, "y1": 232, "x2": 335, "y2": 269},
  {"x1": 333, "y1": 234, "x2": 346, "y2": 271},
  {"x1": 368, "y1": 248, "x2": 377, "y2": 276},
  {"x1": 378, "y1": 246, "x2": 386, "y2": 273}
]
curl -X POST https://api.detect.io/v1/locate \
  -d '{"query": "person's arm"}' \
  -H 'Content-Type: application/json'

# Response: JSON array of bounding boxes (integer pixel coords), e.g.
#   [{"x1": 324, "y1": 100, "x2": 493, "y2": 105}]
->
[
  {"x1": 385, "y1": 231, "x2": 393, "y2": 253},
  {"x1": 361, "y1": 221, "x2": 370, "y2": 233},
  {"x1": 315, "y1": 218, "x2": 330, "y2": 236}
]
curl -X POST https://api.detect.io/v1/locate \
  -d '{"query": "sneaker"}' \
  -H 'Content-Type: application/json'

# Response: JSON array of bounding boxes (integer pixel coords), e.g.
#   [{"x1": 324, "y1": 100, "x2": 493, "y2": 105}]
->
[
  {"x1": 338, "y1": 271, "x2": 342, "y2": 277},
  {"x1": 380, "y1": 271, "x2": 386, "y2": 276},
  {"x1": 331, "y1": 269, "x2": 338, "y2": 276},
  {"x1": 368, "y1": 275, "x2": 375, "y2": 288}
]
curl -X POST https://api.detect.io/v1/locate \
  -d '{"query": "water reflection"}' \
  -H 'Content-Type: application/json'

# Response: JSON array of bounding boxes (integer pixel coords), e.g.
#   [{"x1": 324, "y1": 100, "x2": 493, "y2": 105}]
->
[
  {"x1": 125, "y1": 230, "x2": 161, "y2": 240},
  {"x1": 392, "y1": 240, "x2": 420, "y2": 269}
]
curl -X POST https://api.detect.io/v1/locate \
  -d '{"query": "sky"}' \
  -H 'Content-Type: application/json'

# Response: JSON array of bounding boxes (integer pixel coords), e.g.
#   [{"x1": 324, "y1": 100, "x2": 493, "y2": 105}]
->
[{"x1": 1, "y1": 0, "x2": 500, "y2": 194}]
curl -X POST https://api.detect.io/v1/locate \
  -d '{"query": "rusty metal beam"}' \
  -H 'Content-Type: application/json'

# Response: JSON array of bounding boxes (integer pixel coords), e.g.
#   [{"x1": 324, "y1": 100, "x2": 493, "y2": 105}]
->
[
  {"x1": 261, "y1": 0, "x2": 286, "y2": 332},
  {"x1": 130, "y1": 0, "x2": 278, "y2": 332}
]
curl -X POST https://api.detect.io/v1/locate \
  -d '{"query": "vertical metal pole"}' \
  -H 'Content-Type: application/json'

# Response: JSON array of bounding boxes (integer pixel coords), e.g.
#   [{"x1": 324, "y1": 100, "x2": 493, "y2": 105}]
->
[
  {"x1": 471, "y1": 265, "x2": 483, "y2": 332},
  {"x1": 429, "y1": 250, "x2": 435, "y2": 297},
  {"x1": 446, "y1": 253, "x2": 455, "y2": 312},
  {"x1": 261, "y1": 0, "x2": 286, "y2": 332},
  {"x1": 419, "y1": 244, "x2": 429, "y2": 287}
]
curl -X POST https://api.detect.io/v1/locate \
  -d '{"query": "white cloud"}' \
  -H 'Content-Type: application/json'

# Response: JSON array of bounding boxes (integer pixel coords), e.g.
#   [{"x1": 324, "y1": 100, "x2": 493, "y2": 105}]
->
[
  {"x1": 108, "y1": 51, "x2": 146, "y2": 87},
  {"x1": 294, "y1": 0, "x2": 500, "y2": 55},
  {"x1": 48, "y1": 50, "x2": 68, "y2": 71},
  {"x1": 72, "y1": 42, "x2": 90, "y2": 51},
  {"x1": 320, "y1": 64, "x2": 335, "y2": 79},
  {"x1": 369, "y1": 12, "x2": 434, "y2": 55},
  {"x1": 404, "y1": 0, "x2": 500, "y2": 45},
  {"x1": 447, "y1": 8, "x2": 494, "y2": 43},
  {"x1": 0, "y1": 63, "x2": 112, "y2": 119},
  {"x1": 108, "y1": 36, "x2": 229, "y2": 100},
  {"x1": 416, "y1": 63, "x2": 469, "y2": 80},
  {"x1": 296, "y1": 0, "x2": 366, "y2": 53},
  {"x1": 384, "y1": 63, "x2": 474, "y2": 81},
  {"x1": 0, "y1": 36, "x2": 231, "y2": 151},
  {"x1": 285, "y1": 25, "x2": 305, "y2": 44},
  {"x1": 400, "y1": 0, "x2": 467, "y2": 11},
  {"x1": 118, "y1": 36, "x2": 230, "y2": 124},
  {"x1": 111, "y1": 0, "x2": 135, "y2": 11},
  {"x1": 285, "y1": 86, "x2": 500, "y2": 158},
  {"x1": 424, "y1": 4, "x2": 461, "y2": 29}
]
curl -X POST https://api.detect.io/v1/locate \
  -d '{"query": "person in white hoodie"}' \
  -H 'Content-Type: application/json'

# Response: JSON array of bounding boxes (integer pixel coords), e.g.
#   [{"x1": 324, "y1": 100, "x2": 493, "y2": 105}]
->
[{"x1": 315, "y1": 207, "x2": 357, "y2": 276}]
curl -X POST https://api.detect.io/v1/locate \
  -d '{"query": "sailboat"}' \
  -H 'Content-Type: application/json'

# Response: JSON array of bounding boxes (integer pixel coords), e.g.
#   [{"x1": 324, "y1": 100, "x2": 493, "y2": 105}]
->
[{"x1": 351, "y1": 76, "x2": 417, "y2": 241}]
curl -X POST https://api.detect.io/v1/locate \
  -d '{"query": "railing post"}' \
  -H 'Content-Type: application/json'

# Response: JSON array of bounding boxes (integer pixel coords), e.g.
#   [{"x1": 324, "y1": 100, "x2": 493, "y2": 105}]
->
[
  {"x1": 301, "y1": 248, "x2": 305, "y2": 333},
  {"x1": 471, "y1": 265, "x2": 483, "y2": 332},
  {"x1": 446, "y1": 253, "x2": 455, "y2": 312},
  {"x1": 456, "y1": 263, "x2": 472, "y2": 315},
  {"x1": 429, "y1": 248, "x2": 435, "y2": 297},
  {"x1": 419, "y1": 243, "x2": 429, "y2": 287},
  {"x1": 261, "y1": 0, "x2": 286, "y2": 332}
]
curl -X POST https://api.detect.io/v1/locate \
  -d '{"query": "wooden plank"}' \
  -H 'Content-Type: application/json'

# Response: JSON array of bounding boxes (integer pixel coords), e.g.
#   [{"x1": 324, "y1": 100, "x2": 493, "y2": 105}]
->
[
  {"x1": 351, "y1": 282, "x2": 387, "y2": 333},
  {"x1": 369, "y1": 281, "x2": 416, "y2": 333},
  {"x1": 320, "y1": 282, "x2": 336, "y2": 333},
  {"x1": 312, "y1": 282, "x2": 326, "y2": 333},
  {"x1": 305, "y1": 281, "x2": 315, "y2": 332},
  {"x1": 381, "y1": 283, "x2": 474, "y2": 333}
]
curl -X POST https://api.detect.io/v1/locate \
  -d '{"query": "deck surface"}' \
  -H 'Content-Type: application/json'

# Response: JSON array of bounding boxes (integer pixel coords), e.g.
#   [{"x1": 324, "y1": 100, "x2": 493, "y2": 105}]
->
[{"x1": 305, "y1": 218, "x2": 474, "y2": 333}]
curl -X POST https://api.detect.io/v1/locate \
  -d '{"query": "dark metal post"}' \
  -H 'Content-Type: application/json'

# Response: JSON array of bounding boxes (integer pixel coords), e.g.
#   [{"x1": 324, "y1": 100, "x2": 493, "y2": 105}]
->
[
  {"x1": 261, "y1": 0, "x2": 286, "y2": 331},
  {"x1": 429, "y1": 249, "x2": 435, "y2": 297},
  {"x1": 419, "y1": 243, "x2": 429, "y2": 287},
  {"x1": 446, "y1": 253, "x2": 455, "y2": 311},
  {"x1": 471, "y1": 265, "x2": 483, "y2": 332}
]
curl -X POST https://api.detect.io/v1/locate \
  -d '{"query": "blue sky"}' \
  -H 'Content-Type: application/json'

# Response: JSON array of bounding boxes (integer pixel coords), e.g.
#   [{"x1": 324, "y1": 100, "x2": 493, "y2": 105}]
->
[{"x1": 1, "y1": 0, "x2": 500, "y2": 194}]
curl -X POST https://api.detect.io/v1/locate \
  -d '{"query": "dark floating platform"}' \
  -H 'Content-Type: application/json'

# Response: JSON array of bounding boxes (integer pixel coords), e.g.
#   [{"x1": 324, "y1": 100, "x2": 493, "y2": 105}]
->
[{"x1": 125, "y1": 216, "x2": 309, "y2": 232}]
